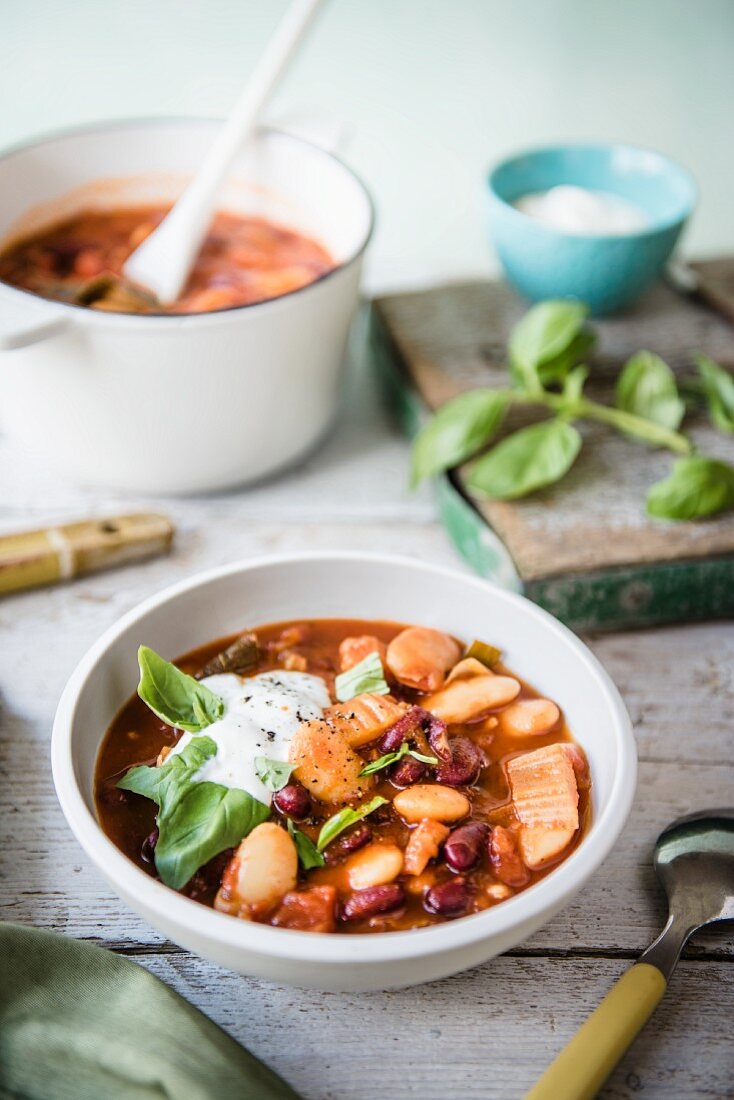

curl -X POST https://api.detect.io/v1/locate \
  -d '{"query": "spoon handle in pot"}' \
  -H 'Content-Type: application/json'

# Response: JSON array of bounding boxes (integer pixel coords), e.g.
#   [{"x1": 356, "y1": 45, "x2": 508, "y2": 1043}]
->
[{"x1": 524, "y1": 963, "x2": 666, "y2": 1100}]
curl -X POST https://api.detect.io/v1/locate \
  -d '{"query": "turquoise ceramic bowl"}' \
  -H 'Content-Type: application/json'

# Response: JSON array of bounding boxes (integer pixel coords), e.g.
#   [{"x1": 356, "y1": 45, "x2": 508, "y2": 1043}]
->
[{"x1": 488, "y1": 144, "x2": 697, "y2": 315}]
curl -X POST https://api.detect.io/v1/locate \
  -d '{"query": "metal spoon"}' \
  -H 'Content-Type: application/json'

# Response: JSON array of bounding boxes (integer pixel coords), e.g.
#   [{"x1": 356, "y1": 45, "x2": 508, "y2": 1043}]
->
[{"x1": 527, "y1": 809, "x2": 734, "y2": 1100}]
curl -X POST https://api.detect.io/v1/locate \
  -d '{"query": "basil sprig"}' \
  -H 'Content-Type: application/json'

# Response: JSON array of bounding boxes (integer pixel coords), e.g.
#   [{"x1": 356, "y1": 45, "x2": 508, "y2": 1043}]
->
[
  {"x1": 468, "y1": 419, "x2": 582, "y2": 500},
  {"x1": 117, "y1": 737, "x2": 269, "y2": 889},
  {"x1": 696, "y1": 354, "x2": 734, "y2": 433},
  {"x1": 359, "y1": 741, "x2": 438, "y2": 777},
  {"x1": 137, "y1": 646, "x2": 224, "y2": 732},
  {"x1": 647, "y1": 456, "x2": 734, "y2": 521},
  {"x1": 334, "y1": 652, "x2": 389, "y2": 703},
  {"x1": 254, "y1": 757, "x2": 296, "y2": 793},
  {"x1": 616, "y1": 351, "x2": 685, "y2": 431},
  {"x1": 287, "y1": 819, "x2": 325, "y2": 870},
  {"x1": 410, "y1": 299, "x2": 734, "y2": 521},
  {"x1": 316, "y1": 796, "x2": 388, "y2": 852}
]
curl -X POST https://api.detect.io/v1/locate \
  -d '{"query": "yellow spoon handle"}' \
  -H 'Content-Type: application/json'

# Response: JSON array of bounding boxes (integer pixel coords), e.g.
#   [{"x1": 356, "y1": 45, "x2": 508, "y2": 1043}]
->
[{"x1": 525, "y1": 963, "x2": 667, "y2": 1100}]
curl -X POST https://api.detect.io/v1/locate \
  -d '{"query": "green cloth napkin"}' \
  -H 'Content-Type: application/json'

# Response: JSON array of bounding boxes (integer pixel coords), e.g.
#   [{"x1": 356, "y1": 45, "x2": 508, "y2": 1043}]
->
[{"x1": 0, "y1": 923, "x2": 301, "y2": 1100}]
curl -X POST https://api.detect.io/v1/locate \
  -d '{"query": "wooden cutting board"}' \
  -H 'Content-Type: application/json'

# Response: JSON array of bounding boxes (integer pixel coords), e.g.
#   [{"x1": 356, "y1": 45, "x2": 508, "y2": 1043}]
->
[{"x1": 371, "y1": 264, "x2": 734, "y2": 632}]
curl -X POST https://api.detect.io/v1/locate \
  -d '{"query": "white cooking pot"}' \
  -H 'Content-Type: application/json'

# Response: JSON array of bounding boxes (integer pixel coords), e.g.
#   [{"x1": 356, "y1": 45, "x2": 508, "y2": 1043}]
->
[{"x1": 0, "y1": 120, "x2": 374, "y2": 493}]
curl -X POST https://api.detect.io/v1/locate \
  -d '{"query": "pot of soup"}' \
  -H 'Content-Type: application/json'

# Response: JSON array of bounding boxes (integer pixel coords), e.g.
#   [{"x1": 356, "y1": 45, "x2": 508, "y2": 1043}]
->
[{"x1": 0, "y1": 120, "x2": 374, "y2": 493}]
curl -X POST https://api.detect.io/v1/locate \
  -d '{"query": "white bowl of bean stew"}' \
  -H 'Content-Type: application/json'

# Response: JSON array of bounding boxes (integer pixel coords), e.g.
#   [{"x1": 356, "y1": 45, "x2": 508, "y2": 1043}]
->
[{"x1": 52, "y1": 553, "x2": 636, "y2": 991}]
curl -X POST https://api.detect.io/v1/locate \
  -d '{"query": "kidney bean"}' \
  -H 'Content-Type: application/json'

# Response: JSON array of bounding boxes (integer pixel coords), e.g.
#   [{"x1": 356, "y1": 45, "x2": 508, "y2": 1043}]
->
[
  {"x1": 425, "y1": 713, "x2": 451, "y2": 762},
  {"x1": 337, "y1": 823, "x2": 373, "y2": 854},
  {"x1": 140, "y1": 829, "x2": 158, "y2": 864},
  {"x1": 444, "y1": 821, "x2": 488, "y2": 872},
  {"x1": 436, "y1": 736, "x2": 482, "y2": 787},
  {"x1": 273, "y1": 783, "x2": 311, "y2": 821},
  {"x1": 424, "y1": 878, "x2": 472, "y2": 917},
  {"x1": 390, "y1": 755, "x2": 427, "y2": 788},
  {"x1": 379, "y1": 706, "x2": 422, "y2": 753},
  {"x1": 341, "y1": 884, "x2": 405, "y2": 921}
]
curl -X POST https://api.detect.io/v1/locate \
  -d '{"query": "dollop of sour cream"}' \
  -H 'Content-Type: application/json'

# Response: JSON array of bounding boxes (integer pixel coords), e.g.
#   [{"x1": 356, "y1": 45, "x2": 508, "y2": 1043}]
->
[
  {"x1": 168, "y1": 670, "x2": 332, "y2": 804},
  {"x1": 514, "y1": 185, "x2": 648, "y2": 236}
]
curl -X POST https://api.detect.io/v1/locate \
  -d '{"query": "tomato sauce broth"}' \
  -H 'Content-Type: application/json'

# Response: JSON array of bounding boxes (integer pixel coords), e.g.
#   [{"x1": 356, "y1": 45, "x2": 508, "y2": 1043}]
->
[
  {"x1": 95, "y1": 619, "x2": 591, "y2": 932},
  {"x1": 0, "y1": 206, "x2": 334, "y2": 314}
]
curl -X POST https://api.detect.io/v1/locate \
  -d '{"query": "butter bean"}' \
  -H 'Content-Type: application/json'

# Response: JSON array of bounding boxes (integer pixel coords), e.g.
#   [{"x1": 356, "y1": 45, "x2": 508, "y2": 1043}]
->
[
  {"x1": 347, "y1": 843, "x2": 404, "y2": 889},
  {"x1": 393, "y1": 784, "x2": 470, "y2": 824}
]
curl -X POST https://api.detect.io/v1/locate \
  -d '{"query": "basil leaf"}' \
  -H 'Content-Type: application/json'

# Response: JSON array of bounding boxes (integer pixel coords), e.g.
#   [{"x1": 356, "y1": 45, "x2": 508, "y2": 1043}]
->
[
  {"x1": 316, "y1": 796, "x2": 389, "y2": 852},
  {"x1": 287, "y1": 819, "x2": 325, "y2": 870},
  {"x1": 407, "y1": 749, "x2": 440, "y2": 765},
  {"x1": 646, "y1": 455, "x2": 734, "y2": 521},
  {"x1": 537, "y1": 328, "x2": 596, "y2": 387},
  {"x1": 118, "y1": 735, "x2": 217, "y2": 818},
  {"x1": 616, "y1": 351, "x2": 685, "y2": 431},
  {"x1": 359, "y1": 742, "x2": 410, "y2": 776},
  {"x1": 359, "y1": 742, "x2": 438, "y2": 777},
  {"x1": 254, "y1": 757, "x2": 296, "y2": 793},
  {"x1": 468, "y1": 419, "x2": 582, "y2": 500},
  {"x1": 334, "y1": 651, "x2": 389, "y2": 703},
  {"x1": 157, "y1": 782, "x2": 269, "y2": 890},
  {"x1": 509, "y1": 300, "x2": 590, "y2": 391},
  {"x1": 696, "y1": 354, "x2": 734, "y2": 433},
  {"x1": 117, "y1": 736, "x2": 269, "y2": 889},
  {"x1": 410, "y1": 389, "x2": 509, "y2": 486},
  {"x1": 137, "y1": 646, "x2": 224, "y2": 732}
]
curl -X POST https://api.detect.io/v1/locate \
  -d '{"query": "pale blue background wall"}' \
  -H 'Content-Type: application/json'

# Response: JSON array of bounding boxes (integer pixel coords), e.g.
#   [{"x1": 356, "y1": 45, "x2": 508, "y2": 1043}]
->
[{"x1": 3, "y1": 0, "x2": 733, "y2": 291}]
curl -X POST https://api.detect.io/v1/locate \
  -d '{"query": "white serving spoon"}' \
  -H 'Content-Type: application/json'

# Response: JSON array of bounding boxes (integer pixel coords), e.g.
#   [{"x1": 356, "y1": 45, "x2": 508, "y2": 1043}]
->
[{"x1": 123, "y1": 0, "x2": 326, "y2": 306}]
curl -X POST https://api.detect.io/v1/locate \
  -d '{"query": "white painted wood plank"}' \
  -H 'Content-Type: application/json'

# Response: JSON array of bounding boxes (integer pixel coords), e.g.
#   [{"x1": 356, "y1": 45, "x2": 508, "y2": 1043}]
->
[{"x1": 129, "y1": 951, "x2": 734, "y2": 1100}]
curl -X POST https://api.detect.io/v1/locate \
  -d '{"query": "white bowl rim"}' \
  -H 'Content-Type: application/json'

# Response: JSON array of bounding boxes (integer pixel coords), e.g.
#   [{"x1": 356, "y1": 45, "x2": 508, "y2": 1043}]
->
[
  {"x1": 0, "y1": 116, "x2": 376, "y2": 329},
  {"x1": 52, "y1": 551, "x2": 636, "y2": 965}
]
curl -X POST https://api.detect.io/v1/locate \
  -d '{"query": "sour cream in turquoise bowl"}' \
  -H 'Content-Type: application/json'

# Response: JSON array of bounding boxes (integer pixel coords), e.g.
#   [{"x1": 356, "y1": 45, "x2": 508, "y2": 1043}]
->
[{"x1": 488, "y1": 144, "x2": 697, "y2": 315}]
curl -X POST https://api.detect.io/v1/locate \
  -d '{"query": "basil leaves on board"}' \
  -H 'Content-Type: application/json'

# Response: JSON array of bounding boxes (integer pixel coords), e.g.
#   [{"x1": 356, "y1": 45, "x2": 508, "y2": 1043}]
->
[
  {"x1": 467, "y1": 419, "x2": 582, "y2": 501},
  {"x1": 316, "y1": 796, "x2": 388, "y2": 852},
  {"x1": 696, "y1": 354, "x2": 734, "y2": 433},
  {"x1": 409, "y1": 297, "x2": 734, "y2": 521},
  {"x1": 647, "y1": 456, "x2": 734, "y2": 521},
  {"x1": 117, "y1": 737, "x2": 269, "y2": 889},
  {"x1": 254, "y1": 757, "x2": 296, "y2": 793},
  {"x1": 137, "y1": 646, "x2": 224, "y2": 732},
  {"x1": 615, "y1": 351, "x2": 685, "y2": 432},
  {"x1": 334, "y1": 651, "x2": 389, "y2": 703},
  {"x1": 410, "y1": 389, "x2": 509, "y2": 486},
  {"x1": 287, "y1": 819, "x2": 325, "y2": 870}
]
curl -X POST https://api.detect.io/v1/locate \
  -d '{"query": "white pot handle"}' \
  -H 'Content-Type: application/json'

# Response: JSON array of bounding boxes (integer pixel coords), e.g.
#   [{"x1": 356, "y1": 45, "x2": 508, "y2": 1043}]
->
[{"x1": 0, "y1": 292, "x2": 68, "y2": 350}]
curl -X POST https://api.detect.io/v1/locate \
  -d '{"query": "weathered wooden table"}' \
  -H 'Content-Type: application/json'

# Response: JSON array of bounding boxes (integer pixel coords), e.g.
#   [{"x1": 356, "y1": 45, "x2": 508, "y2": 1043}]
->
[{"x1": 1, "y1": 338, "x2": 732, "y2": 1099}]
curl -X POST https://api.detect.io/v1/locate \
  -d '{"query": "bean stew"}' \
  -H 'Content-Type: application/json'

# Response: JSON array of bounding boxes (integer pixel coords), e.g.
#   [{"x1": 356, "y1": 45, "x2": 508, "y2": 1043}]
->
[
  {"x1": 95, "y1": 619, "x2": 591, "y2": 933},
  {"x1": 0, "y1": 207, "x2": 334, "y2": 314}
]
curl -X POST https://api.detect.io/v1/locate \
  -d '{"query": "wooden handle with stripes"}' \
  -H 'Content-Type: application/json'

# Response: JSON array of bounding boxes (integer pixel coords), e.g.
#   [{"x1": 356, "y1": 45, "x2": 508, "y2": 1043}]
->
[{"x1": 0, "y1": 513, "x2": 174, "y2": 595}]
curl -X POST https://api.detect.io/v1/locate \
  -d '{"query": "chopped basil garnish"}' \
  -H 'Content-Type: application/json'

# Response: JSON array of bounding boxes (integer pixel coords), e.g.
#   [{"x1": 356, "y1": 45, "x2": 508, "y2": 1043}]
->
[
  {"x1": 287, "y1": 819, "x2": 325, "y2": 870},
  {"x1": 359, "y1": 741, "x2": 438, "y2": 777},
  {"x1": 465, "y1": 640, "x2": 502, "y2": 669},
  {"x1": 334, "y1": 651, "x2": 389, "y2": 703},
  {"x1": 137, "y1": 645, "x2": 224, "y2": 732},
  {"x1": 316, "y1": 796, "x2": 389, "y2": 852},
  {"x1": 254, "y1": 756, "x2": 296, "y2": 793},
  {"x1": 117, "y1": 736, "x2": 269, "y2": 889}
]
